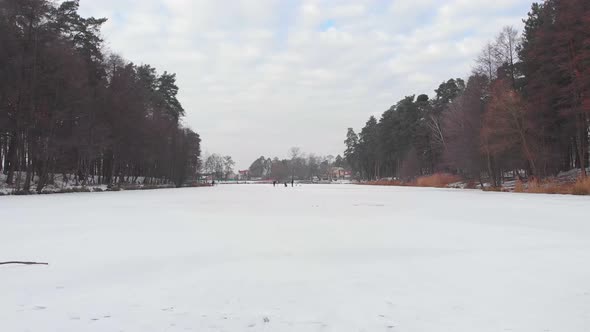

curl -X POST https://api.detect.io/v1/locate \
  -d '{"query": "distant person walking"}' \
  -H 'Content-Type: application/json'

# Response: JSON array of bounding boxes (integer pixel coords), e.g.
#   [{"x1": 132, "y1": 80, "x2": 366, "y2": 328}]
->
[
  {"x1": 291, "y1": 179, "x2": 294, "y2": 187},
  {"x1": 273, "y1": 181, "x2": 276, "y2": 187}
]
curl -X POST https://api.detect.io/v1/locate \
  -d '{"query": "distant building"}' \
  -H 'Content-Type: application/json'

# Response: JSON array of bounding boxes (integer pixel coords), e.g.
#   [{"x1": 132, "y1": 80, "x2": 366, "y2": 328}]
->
[
  {"x1": 238, "y1": 170, "x2": 249, "y2": 181},
  {"x1": 198, "y1": 173, "x2": 215, "y2": 183},
  {"x1": 331, "y1": 167, "x2": 352, "y2": 180}
]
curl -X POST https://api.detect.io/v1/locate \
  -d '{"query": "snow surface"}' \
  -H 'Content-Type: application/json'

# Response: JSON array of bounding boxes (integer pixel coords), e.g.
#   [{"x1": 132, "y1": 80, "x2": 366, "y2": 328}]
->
[{"x1": 1, "y1": 184, "x2": 590, "y2": 332}]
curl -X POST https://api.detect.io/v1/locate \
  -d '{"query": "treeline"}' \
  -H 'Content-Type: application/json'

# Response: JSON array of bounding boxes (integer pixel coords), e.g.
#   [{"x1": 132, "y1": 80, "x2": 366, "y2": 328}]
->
[
  {"x1": 0, "y1": 0, "x2": 201, "y2": 192},
  {"x1": 345, "y1": 0, "x2": 589, "y2": 186},
  {"x1": 202, "y1": 154, "x2": 235, "y2": 180},
  {"x1": 248, "y1": 148, "x2": 347, "y2": 181}
]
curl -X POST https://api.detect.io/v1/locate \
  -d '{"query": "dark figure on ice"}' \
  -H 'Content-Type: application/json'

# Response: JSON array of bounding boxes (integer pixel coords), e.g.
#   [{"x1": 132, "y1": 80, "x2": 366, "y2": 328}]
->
[
  {"x1": 273, "y1": 181, "x2": 276, "y2": 187},
  {"x1": 291, "y1": 179, "x2": 294, "y2": 187},
  {"x1": 284, "y1": 182, "x2": 288, "y2": 187}
]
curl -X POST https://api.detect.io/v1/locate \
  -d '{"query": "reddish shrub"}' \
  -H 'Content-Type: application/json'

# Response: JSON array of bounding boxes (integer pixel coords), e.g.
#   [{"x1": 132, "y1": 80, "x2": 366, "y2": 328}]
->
[
  {"x1": 572, "y1": 177, "x2": 590, "y2": 195},
  {"x1": 415, "y1": 173, "x2": 461, "y2": 188},
  {"x1": 520, "y1": 178, "x2": 572, "y2": 195},
  {"x1": 514, "y1": 180, "x2": 525, "y2": 193}
]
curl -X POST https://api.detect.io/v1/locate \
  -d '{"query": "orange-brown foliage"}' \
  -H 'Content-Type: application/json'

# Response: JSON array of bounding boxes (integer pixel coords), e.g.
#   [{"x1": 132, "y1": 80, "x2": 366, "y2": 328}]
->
[
  {"x1": 360, "y1": 174, "x2": 590, "y2": 196},
  {"x1": 518, "y1": 178, "x2": 576, "y2": 195},
  {"x1": 572, "y1": 177, "x2": 590, "y2": 195},
  {"x1": 514, "y1": 180, "x2": 525, "y2": 193},
  {"x1": 526, "y1": 180, "x2": 545, "y2": 194},
  {"x1": 360, "y1": 173, "x2": 461, "y2": 188},
  {"x1": 415, "y1": 173, "x2": 461, "y2": 188}
]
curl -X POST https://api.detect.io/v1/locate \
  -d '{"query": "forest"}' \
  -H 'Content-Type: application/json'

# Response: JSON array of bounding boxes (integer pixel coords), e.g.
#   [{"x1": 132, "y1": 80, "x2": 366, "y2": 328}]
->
[
  {"x1": 344, "y1": 0, "x2": 589, "y2": 187},
  {"x1": 246, "y1": 148, "x2": 348, "y2": 182},
  {"x1": 0, "y1": 0, "x2": 201, "y2": 193}
]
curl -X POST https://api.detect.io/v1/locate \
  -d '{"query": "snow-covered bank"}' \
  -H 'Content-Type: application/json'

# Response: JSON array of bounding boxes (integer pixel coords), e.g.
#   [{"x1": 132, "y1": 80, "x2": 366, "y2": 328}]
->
[
  {"x1": 0, "y1": 173, "x2": 210, "y2": 196},
  {"x1": 1, "y1": 185, "x2": 590, "y2": 331}
]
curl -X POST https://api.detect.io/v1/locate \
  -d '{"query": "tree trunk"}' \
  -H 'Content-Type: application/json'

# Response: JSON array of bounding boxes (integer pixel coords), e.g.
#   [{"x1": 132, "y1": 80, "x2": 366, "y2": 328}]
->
[
  {"x1": 5, "y1": 132, "x2": 17, "y2": 185},
  {"x1": 23, "y1": 159, "x2": 33, "y2": 192}
]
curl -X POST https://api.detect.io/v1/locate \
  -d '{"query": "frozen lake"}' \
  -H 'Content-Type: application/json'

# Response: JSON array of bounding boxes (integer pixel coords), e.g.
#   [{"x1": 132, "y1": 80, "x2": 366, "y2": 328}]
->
[{"x1": 1, "y1": 184, "x2": 590, "y2": 331}]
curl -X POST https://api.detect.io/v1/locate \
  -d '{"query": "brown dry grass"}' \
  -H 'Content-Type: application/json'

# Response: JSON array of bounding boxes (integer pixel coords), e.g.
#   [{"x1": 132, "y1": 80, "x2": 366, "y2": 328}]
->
[
  {"x1": 572, "y1": 176, "x2": 590, "y2": 195},
  {"x1": 525, "y1": 180, "x2": 546, "y2": 194},
  {"x1": 362, "y1": 179, "x2": 406, "y2": 186},
  {"x1": 361, "y1": 173, "x2": 461, "y2": 188},
  {"x1": 514, "y1": 177, "x2": 589, "y2": 195},
  {"x1": 414, "y1": 173, "x2": 461, "y2": 188},
  {"x1": 360, "y1": 173, "x2": 590, "y2": 196},
  {"x1": 514, "y1": 180, "x2": 525, "y2": 193},
  {"x1": 524, "y1": 179, "x2": 562, "y2": 194}
]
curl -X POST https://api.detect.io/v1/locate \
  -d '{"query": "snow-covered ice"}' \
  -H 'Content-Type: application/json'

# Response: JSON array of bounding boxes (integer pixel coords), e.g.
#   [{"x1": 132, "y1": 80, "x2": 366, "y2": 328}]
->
[{"x1": 1, "y1": 185, "x2": 590, "y2": 331}]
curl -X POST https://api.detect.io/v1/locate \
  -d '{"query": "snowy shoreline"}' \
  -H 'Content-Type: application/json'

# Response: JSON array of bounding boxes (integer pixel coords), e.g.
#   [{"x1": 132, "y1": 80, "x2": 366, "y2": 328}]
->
[{"x1": 0, "y1": 173, "x2": 211, "y2": 196}]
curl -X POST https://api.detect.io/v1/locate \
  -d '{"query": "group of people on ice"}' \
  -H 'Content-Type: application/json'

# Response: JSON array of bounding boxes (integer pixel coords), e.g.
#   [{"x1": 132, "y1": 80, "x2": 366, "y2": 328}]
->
[{"x1": 273, "y1": 180, "x2": 295, "y2": 187}]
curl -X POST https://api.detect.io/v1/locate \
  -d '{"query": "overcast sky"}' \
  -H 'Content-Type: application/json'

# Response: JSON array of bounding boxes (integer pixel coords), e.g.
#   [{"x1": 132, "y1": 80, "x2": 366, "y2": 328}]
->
[{"x1": 78, "y1": 0, "x2": 533, "y2": 169}]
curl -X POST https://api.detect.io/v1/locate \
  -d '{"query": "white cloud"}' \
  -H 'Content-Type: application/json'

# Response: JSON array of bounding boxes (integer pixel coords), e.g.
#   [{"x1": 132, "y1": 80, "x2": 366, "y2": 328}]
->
[{"x1": 78, "y1": 0, "x2": 533, "y2": 169}]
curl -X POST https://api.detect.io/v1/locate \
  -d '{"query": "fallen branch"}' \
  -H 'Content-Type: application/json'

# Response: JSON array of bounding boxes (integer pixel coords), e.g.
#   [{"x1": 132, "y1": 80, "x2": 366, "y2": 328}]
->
[{"x1": 0, "y1": 261, "x2": 49, "y2": 266}]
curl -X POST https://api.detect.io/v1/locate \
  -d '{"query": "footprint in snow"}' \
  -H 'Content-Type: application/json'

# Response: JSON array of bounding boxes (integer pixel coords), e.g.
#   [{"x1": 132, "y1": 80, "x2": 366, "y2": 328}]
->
[{"x1": 33, "y1": 306, "x2": 47, "y2": 310}]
